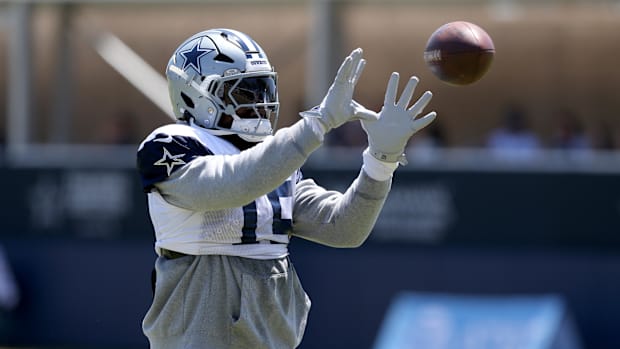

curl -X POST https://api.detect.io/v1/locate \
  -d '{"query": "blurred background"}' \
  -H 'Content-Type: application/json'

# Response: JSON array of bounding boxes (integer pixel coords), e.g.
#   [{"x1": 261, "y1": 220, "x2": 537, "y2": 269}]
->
[{"x1": 0, "y1": 0, "x2": 619, "y2": 348}]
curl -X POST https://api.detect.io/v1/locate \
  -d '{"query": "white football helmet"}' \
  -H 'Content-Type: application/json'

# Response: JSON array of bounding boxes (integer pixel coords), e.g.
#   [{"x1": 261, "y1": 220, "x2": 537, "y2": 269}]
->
[{"x1": 166, "y1": 28, "x2": 279, "y2": 142}]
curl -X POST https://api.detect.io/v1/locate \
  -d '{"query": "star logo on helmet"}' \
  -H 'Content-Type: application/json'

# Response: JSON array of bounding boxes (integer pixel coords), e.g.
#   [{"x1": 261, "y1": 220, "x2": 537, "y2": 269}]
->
[
  {"x1": 179, "y1": 38, "x2": 213, "y2": 74},
  {"x1": 154, "y1": 147, "x2": 186, "y2": 176}
]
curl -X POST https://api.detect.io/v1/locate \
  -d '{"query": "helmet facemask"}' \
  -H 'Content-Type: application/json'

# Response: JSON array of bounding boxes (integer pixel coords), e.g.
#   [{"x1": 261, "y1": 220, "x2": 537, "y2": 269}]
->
[{"x1": 212, "y1": 71, "x2": 279, "y2": 142}]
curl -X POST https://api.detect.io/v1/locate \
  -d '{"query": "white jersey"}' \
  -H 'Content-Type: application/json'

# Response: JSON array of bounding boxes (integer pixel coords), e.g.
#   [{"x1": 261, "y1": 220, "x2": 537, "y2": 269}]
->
[{"x1": 137, "y1": 123, "x2": 297, "y2": 259}]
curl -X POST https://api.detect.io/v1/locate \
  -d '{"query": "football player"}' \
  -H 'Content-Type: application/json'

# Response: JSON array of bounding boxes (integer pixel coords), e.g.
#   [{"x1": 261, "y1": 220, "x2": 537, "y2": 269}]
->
[{"x1": 137, "y1": 28, "x2": 436, "y2": 348}]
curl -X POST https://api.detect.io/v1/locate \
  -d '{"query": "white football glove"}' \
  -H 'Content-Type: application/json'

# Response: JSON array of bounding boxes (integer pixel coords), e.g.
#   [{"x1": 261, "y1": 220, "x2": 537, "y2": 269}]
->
[
  {"x1": 355, "y1": 72, "x2": 436, "y2": 165},
  {"x1": 300, "y1": 48, "x2": 370, "y2": 132}
]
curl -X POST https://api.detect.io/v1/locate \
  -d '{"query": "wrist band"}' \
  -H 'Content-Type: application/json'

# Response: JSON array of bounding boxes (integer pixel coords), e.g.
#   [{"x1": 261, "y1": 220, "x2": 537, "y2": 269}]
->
[
  {"x1": 362, "y1": 149, "x2": 399, "y2": 181},
  {"x1": 369, "y1": 149, "x2": 409, "y2": 166}
]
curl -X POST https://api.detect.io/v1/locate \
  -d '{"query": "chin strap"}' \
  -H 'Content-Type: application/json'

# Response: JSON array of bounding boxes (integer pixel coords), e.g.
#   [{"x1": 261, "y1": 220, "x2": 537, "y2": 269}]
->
[{"x1": 186, "y1": 115, "x2": 266, "y2": 143}]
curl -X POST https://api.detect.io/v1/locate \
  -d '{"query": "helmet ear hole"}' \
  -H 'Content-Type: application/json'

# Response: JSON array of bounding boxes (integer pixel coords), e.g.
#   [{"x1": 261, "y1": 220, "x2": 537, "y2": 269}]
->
[{"x1": 180, "y1": 92, "x2": 195, "y2": 109}]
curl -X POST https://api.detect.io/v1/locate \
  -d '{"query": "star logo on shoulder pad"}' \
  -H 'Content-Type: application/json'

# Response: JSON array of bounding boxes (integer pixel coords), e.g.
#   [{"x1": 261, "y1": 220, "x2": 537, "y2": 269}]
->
[
  {"x1": 180, "y1": 38, "x2": 213, "y2": 74},
  {"x1": 154, "y1": 147, "x2": 186, "y2": 177}
]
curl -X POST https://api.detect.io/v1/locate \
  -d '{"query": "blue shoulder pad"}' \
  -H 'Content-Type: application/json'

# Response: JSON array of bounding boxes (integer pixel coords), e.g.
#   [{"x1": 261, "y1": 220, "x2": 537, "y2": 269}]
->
[{"x1": 137, "y1": 132, "x2": 213, "y2": 192}]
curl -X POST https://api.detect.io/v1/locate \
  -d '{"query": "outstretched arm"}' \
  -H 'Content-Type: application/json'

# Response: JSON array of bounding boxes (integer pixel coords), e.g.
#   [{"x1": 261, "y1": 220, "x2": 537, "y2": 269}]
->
[
  {"x1": 291, "y1": 168, "x2": 391, "y2": 248},
  {"x1": 291, "y1": 72, "x2": 437, "y2": 247}
]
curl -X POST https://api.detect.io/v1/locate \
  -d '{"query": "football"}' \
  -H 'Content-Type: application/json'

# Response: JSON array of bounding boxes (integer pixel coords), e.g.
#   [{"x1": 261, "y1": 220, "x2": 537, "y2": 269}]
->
[{"x1": 424, "y1": 21, "x2": 495, "y2": 86}]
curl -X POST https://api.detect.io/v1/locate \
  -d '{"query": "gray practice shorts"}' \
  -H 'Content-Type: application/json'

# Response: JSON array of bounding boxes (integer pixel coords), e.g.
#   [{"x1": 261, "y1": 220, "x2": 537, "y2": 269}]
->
[{"x1": 143, "y1": 254, "x2": 311, "y2": 349}]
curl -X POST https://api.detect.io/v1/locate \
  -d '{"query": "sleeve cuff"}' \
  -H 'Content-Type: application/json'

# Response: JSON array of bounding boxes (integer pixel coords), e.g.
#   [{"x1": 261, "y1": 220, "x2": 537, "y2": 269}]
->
[
  {"x1": 304, "y1": 115, "x2": 328, "y2": 140},
  {"x1": 362, "y1": 148, "x2": 399, "y2": 181}
]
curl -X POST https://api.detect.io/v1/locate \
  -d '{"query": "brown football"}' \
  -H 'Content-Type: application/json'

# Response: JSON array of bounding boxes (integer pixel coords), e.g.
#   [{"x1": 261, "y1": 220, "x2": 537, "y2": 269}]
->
[{"x1": 424, "y1": 21, "x2": 495, "y2": 86}]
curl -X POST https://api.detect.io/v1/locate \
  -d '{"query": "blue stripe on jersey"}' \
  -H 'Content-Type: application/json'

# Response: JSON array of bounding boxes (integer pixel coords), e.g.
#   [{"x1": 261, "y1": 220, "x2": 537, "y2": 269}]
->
[
  {"x1": 269, "y1": 180, "x2": 293, "y2": 235},
  {"x1": 267, "y1": 191, "x2": 283, "y2": 234},
  {"x1": 237, "y1": 179, "x2": 292, "y2": 244},
  {"x1": 238, "y1": 201, "x2": 258, "y2": 244},
  {"x1": 277, "y1": 179, "x2": 293, "y2": 197}
]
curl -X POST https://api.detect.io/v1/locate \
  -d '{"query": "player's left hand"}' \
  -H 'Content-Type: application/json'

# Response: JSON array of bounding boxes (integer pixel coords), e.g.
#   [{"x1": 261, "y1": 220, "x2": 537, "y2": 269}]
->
[
  {"x1": 300, "y1": 48, "x2": 371, "y2": 132},
  {"x1": 355, "y1": 72, "x2": 436, "y2": 165}
]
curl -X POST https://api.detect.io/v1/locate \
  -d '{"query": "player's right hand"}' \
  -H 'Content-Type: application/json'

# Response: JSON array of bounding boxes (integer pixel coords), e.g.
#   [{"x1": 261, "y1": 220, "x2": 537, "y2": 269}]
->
[
  {"x1": 300, "y1": 48, "x2": 372, "y2": 132},
  {"x1": 355, "y1": 72, "x2": 436, "y2": 165}
]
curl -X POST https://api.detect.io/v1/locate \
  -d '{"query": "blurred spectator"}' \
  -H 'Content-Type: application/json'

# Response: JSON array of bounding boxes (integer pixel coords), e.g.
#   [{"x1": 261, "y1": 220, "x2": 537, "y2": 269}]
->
[
  {"x1": 407, "y1": 121, "x2": 446, "y2": 162},
  {"x1": 409, "y1": 121, "x2": 446, "y2": 149},
  {"x1": 0, "y1": 245, "x2": 20, "y2": 339},
  {"x1": 487, "y1": 104, "x2": 541, "y2": 160},
  {"x1": 590, "y1": 121, "x2": 617, "y2": 151},
  {"x1": 550, "y1": 109, "x2": 591, "y2": 150},
  {"x1": 326, "y1": 121, "x2": 367, "y2": 147}
]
